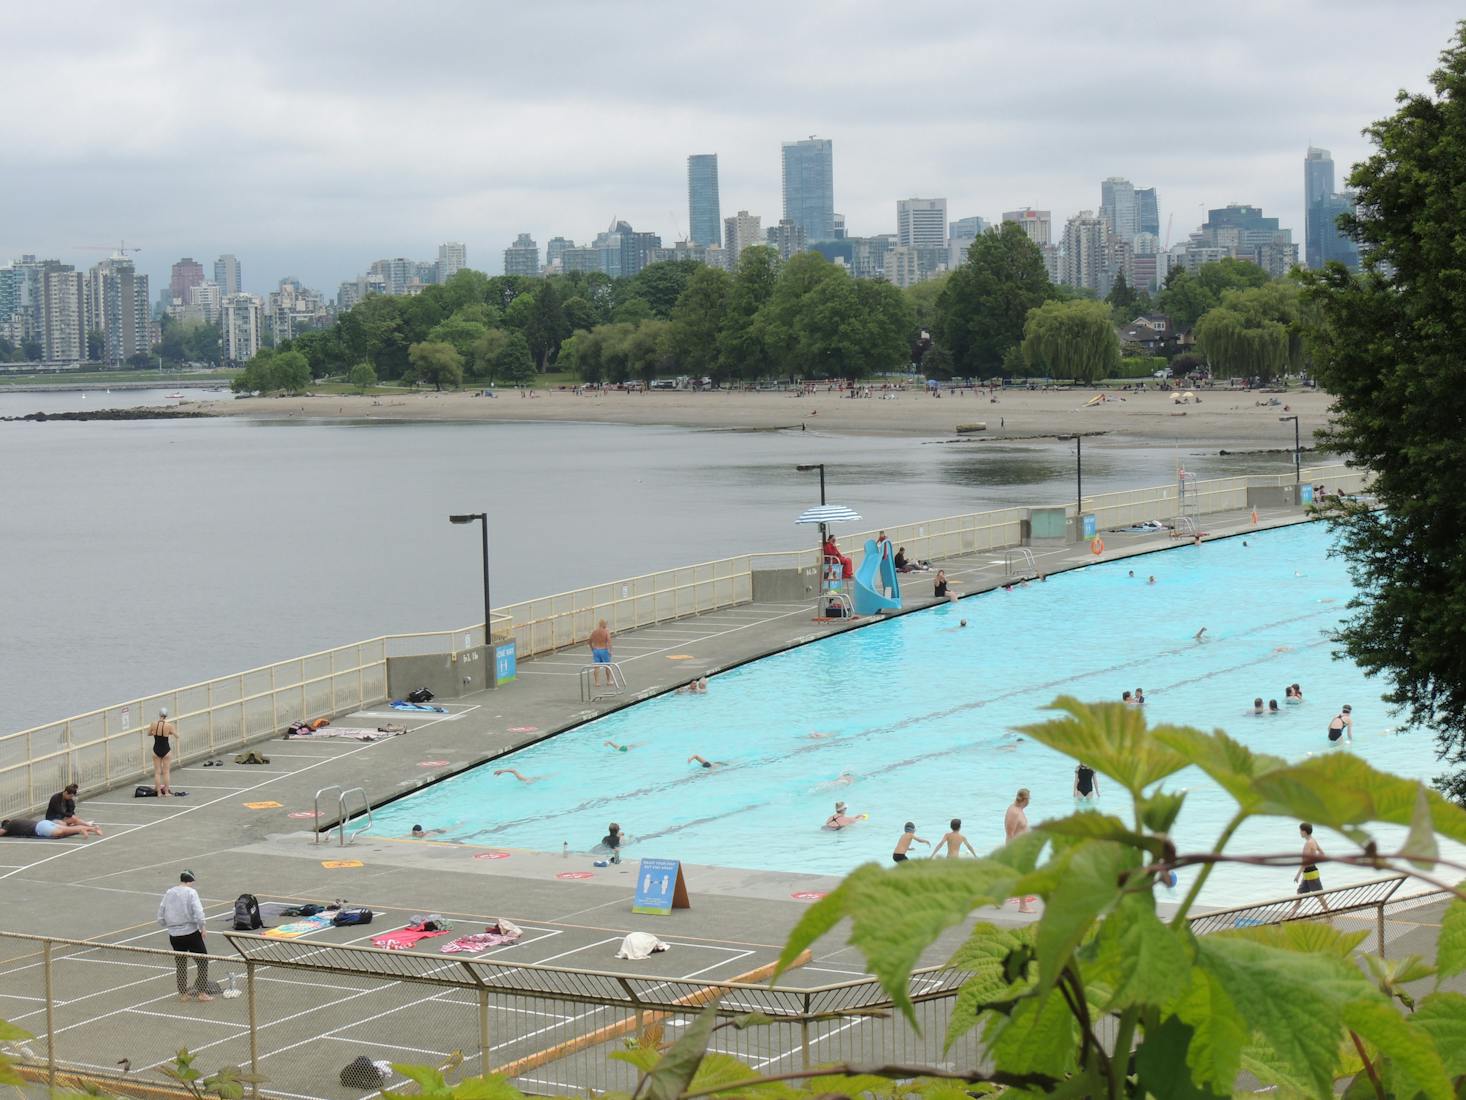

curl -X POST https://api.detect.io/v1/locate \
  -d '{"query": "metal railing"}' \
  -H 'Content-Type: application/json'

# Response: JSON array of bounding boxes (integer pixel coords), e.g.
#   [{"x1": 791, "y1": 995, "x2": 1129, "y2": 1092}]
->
[
  {"x1": 578, "y1": 662, "x2": 628, "y2": 702},
  {"x1": 0, "y1": 879, "x2": 1444, "y2": 1100},
  {"x1": 0, "y1": 462, "x2": 1365, "y2": 817}
]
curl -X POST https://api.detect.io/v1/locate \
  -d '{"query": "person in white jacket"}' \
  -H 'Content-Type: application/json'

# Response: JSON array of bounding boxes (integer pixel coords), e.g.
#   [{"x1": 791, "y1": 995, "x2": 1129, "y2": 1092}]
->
[{"x1": 158, "y1": 870, "x2": 211, "y2": 1002}]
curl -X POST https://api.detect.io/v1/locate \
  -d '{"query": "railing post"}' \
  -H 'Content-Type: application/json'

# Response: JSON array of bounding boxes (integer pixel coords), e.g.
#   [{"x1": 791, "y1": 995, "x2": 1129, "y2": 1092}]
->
[
  {"x1": 247, "y1": 958, "x2": 260, "y2": 1099},
  {"x1": 43, "y1": 940, "x2": 56, "y2": 1090},
  {"x1": 1377, "y1": 901, "x2": 1387, "y2": 958},
  {"x1": 478, "y1": 988, "x2": 490, "y2": 1075},
  {"x1": 800, "y1": 991, "x2": 811, "y2": 1070}
]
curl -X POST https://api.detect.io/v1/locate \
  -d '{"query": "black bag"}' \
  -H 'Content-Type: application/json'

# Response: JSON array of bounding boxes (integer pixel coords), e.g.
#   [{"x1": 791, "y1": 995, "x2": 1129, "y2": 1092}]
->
[
  {"x1": 233, "y1": 893, "x2": 264, "y2": 930},
  {"x1": 406, "y1": 687, "x2": 434, "y2": 704},
  {"x1": 332, "y1": 907, "x2": 374, "y2": 926},
  {"x1": 134, "y1": 785, "x2": 157, "y2": 797},
  {"x1": 339, "y1": 1057, "x2": 385, "y2": 1089}
]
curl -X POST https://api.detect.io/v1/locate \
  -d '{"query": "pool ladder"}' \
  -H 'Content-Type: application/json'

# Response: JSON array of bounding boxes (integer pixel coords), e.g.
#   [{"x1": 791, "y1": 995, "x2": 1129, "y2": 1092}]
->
[
  {"x1": 580, "y1": 661, "x2": 628, "y2": 702},
  {"x1": 313, "y1": 784, "x2": 374, "y2": 846},
  {"x1": 1005, "y1": 547, "x2": 1036, "y2": 578}
]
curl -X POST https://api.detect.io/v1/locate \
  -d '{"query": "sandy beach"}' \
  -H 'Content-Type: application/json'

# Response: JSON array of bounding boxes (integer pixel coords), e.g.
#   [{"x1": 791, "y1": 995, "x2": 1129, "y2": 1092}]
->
[{"x1": 200, "y1": 385, "x2": 1336, "y2": 452}]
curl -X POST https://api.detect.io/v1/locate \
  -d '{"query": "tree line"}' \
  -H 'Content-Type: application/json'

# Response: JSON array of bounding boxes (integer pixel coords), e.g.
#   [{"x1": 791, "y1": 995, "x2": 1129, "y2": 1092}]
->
[{"x1": 232, "y1": 222, "x2": 1315, "y2": 393}]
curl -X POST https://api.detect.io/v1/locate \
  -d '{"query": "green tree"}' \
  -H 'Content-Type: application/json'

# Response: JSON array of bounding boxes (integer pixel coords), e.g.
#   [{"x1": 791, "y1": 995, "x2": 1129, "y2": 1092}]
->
[
  {"x1": 717, "y1": 246, "x2": 780, "y2": 381},
  {"x1": 669, "y1": 265, "x2": 732, "y2": 380},
  {"x1": 623, "y1": 260, "x2": 700, "y2": 319},
  {"x1": 755, "y1": 252, "x2": 846, "y2": 377},
  {"x1": 934, "y1": 222, "x2": 1056, "y2": 376},
  {"x1": 348, "y1": 361, "x2": 377, "y2": 393},
  {"x1": 561, "y1": 295, "x2": 599, "y2": 335},
  {"x1": 408, "y1": 340, "x2": 463, "y2": 390},
  {"x1": 851, "y1": 279, "x2": 917, "y2": 378},
  {"x1": 271, "y1": 349, "x2": 310, "y2": 393},
  {"x1": 611, "y1": 296, "x2": 653, "y2": 325},
  {"x1": 904, "y1": 272, "x2": 950, "y2": 337},
  {"x1": 426, "y1": 313, "x2": 489, "y2": 366},
  {"x1": 1304, "y1": 25, "x2": 1466, "y2": 801},
  {"x1": 86, "y1": 330, "x2": 104, "y2": 362},
  {"x1": 470, "y1": 328, "x2": 510, "y2": 380},
  {"x1": 1105, "y1": 271, "x2": 1146, "y2": 322},
  {"x1": 491, "y1": 331, "x2": 536, "y2": 384},
  {"x1": 1021, "y1": 299, "x2": 1121, "y2": 382},
  {"x1": 1194, "y1": 281, "x2": 1305, "y2": 381},
  {"x1": 1157, "y1": 259, "x2": 1274, "y2": 330},
  {"x1": 524, "y1": 279, "x2": 569, "y2": 370}
]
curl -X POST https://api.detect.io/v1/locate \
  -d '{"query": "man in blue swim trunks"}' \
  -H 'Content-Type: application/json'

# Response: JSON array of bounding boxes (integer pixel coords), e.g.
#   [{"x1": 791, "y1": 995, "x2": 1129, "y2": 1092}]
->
[{"x1": 588, "y1": 619, "x2": 613, "y2": 687}]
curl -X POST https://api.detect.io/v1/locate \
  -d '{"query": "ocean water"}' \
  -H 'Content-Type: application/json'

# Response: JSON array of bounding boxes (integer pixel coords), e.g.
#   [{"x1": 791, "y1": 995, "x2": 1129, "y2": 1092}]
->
[{"x1": 368, "y1": 522, "x2": 1452, "y2": 904}]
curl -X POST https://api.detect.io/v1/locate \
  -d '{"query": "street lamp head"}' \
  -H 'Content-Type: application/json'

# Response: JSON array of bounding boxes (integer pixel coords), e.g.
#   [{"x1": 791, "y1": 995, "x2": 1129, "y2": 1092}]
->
[
  {"x1": 448, "y1": 514, "x2": 481, "y2": 525},
  {"x1": 1278, "y1": 415, "x2": 1298, "y2": 423},
  {"x1": 795, "y1": 464, "x2": 822, "y2": 472}
]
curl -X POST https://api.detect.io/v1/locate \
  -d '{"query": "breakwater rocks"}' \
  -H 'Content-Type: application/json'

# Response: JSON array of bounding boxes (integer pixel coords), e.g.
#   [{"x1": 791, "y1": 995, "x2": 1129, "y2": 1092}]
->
[{"x1": 2, "y1": 408, "x2": 216, "y2": 423}]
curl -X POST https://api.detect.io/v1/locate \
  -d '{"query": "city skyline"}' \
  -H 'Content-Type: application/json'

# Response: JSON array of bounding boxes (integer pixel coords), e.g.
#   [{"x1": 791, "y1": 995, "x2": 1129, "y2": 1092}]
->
[{"x1": 0, "y1": 2, "x2": 1456, "y2": 295}]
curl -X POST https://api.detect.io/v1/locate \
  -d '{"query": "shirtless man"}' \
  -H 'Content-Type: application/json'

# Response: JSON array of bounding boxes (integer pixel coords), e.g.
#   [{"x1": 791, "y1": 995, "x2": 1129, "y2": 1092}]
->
[
  {"x1": 1005, "y1": 789, "x2": 1035, "y2": 913},
  {"x1": 1289, "y1": 822, "x2": 1330, "y2": 916},
  {"x1": 588, "y1": 619, "x2": 613, "y2": 687},
  {"x1": 932, "y1": 819, "x2": 977, "y2": 859},
  {"x1": 892, "y1": 822, "x2": 929, "y2": 862},
  {"x1": 687, "y1": 754, "x2": 720, "y2": 770},
  {"x1": 493, "y1": 769, "x2": 539, "y2": 783}
]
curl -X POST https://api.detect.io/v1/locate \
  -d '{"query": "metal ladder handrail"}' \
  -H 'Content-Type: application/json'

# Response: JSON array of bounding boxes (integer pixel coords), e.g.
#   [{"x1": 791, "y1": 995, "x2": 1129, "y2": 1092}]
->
[
  {"x1": 579, "y1": 661, "x2": 627, "y2": 702},
  {"x1": 1005, "y1": 547, "x2": 1036, "y2": 577},
  {"x1": 816, "y1": 590, "x2": 854, "y2": 620},
  {"x1": 339, "y1": 787, "x2": 372, "y2": 847},
  {"x1": 1175, "y1": 516, "x2": 1198, "y2": 537},
  {"x1": 312, "y1": 785, "x2": 343, "y2": 845}
]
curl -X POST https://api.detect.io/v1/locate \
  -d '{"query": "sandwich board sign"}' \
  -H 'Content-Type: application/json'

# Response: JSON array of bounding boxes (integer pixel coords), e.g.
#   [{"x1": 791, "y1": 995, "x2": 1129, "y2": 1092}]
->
[{"x1": 632, "y1": 858, "x2": 690, "y2": 915}]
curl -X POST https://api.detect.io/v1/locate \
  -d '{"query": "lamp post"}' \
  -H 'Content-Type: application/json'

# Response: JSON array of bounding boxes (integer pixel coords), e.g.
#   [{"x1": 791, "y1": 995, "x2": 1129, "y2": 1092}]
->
[
  {"x1": 1058, "y1": 436, "x2": 1083, "y2": 518},
  {"x1": 448, "y1": 513, "x2": 492, "y2": 647},
  {"x1": 1279, "y1": 415, "x2": 1301, "y2": 484},
  {"x1": 796, "y1": 463, "x2": 827, "y2": 545}
]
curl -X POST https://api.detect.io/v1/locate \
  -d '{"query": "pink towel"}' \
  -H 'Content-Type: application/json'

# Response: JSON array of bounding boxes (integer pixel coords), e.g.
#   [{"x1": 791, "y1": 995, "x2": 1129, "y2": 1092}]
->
[
  {"x1": 440, "y1": 921, "x2": 523, "y2": 954},
  {"x1": 371, "y1": 927, "x2": 450, "y2": 951}
]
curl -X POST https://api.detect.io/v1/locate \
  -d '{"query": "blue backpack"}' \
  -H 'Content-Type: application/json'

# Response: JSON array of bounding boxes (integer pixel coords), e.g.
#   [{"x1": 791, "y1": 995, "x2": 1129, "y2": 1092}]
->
[{"x1": 332, "y1": 907, "x2": 373, "y2": 926}]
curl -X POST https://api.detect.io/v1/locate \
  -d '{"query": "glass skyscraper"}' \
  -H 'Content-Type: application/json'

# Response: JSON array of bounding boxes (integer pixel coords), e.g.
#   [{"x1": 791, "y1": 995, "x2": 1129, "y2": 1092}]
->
[
  {"x1": 1136, "y1": 188, "x2": 1160, "y2": 238},
  {"x1": 781, "y1": 137, "x2": 835, "y2": 244},
  {"x1": 687, "y1": 154, "x2": 721, "y2": 248},
  {"x1": 1305, "y1": 147, "x2": 1359, "y2": 270}
]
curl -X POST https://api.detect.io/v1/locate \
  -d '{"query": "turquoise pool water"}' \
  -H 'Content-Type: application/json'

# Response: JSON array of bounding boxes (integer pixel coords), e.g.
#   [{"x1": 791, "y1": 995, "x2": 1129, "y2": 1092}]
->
[{"x1": 369, "y1": 523, "x2": 1455, "y2": 902}]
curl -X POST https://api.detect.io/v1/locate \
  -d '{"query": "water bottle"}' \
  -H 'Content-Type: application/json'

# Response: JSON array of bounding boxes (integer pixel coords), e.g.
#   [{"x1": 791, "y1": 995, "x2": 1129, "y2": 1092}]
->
[{"x1": 562, "y1": 841, "x2": 569, "y2": 859}]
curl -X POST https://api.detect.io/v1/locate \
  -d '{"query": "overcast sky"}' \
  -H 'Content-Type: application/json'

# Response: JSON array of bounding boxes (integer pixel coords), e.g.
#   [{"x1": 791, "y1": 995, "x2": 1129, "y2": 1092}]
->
[{"x1": 2, "y1": 1, "x2": 1460, "y2": 296}]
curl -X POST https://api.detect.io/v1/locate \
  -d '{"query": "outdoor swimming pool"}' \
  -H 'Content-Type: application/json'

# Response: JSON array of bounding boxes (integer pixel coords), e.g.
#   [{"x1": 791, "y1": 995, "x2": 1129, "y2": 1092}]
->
[{"x1": 369, "y1": 522, "x2": 1457, "y2": 902}]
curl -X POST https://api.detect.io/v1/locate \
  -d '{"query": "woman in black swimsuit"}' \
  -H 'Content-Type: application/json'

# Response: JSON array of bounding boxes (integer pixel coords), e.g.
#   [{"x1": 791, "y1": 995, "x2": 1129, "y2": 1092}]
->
[
  {"x1": 148, "y1": 708, "x2": 178, "y2": 795},
  {"x1": 1327, "y1": 705, "x2": 1352, "y2": 744}
]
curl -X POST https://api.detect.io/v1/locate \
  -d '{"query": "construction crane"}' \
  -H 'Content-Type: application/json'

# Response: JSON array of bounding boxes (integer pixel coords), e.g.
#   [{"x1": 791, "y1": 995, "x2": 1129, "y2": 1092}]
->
[{"x1": 70, "y1": 241, "x2": 142, "y2": 257}]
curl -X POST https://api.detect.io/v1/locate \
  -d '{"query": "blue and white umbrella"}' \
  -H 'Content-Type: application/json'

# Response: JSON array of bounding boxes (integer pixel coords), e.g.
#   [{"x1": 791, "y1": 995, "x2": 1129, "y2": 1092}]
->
[{"x1": 795, "y1": 504, "x2": 863, "y2": 525}]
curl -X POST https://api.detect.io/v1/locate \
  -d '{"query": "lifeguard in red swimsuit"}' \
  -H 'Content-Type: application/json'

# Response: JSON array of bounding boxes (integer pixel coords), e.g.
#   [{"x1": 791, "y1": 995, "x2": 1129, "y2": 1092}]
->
[{"x1": 822, "y1": 534, "x2": 854, "y2": 579}]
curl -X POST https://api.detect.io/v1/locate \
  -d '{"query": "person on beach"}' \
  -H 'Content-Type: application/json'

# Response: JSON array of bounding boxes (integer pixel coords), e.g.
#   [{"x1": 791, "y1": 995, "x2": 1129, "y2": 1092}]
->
[
  {"x1": 147, "y1": 708, "x2": 178, "y2": 796},
  {"x1": 1073, "y1": 763, "x2": 1100, "y2": 808},
  {"x1": 893, "y1": 822, "x2": 929, "y2": 862},
  {"x1": 1289, "y1": 823, "x2": 1330, "y2": 915},
  {"x1": 1328, "y1": 705, "x2": 1353, "y2": 744},
  {"x1": 1004, "y1": 789, "x2": 1036, "y2": 913},
  {"x1": 932, "y1": 819, "x2": 977, "y2": 859},
  {"x1": 158, "y1": 870, "x2": 211, "y2": 1002},
  {"x1": 588, "y1": 620, "x2": 614, "y2": 686}
]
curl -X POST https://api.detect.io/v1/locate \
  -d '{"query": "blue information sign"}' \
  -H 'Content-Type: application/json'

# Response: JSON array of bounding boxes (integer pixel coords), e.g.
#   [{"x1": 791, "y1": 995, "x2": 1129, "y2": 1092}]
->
[
  {"x1": 1300, "y1": 484, "x2": 1315, "y2": 505},
  {"x1": 1081, "y1": 514, "x2": 1098, "y2": 539},
  {"x1": 632, "y1": 858, "x2": 691, "y2": 915},
  {"x1": 495, "y1": 642, "x2": 517, "y2": 684}
]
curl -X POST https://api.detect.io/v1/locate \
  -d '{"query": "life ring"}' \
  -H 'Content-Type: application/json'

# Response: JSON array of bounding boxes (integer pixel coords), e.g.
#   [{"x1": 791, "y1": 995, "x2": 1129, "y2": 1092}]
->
[{"x1": 1091, "y1": 537, "x2": 1104, "y2": 555}]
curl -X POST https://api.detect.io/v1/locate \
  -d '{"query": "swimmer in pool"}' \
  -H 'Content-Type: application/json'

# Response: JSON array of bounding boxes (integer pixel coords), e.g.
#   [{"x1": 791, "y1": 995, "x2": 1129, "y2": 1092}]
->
[
  {"x1": 688, "y1": 754, "x2": 721, "y2": 770},
  {"x1": 1268, "y1": 699, "x2": 1280, "y2": 714},
  {"x1": 494, "y1": 769, "x2": 540, "y2": 783},
  {"x1": 1147, "y1": 575, "x2": 1157, "y2": 585},
  {"x1": 994, "y1": 736, "x2": 1024, "y2": 753},
  {"x1": 1195, "y1": 627, "x2": 1208, "y2": 642},
  {"x1": 604, "y1": 740, "x2": 631, "y2": 753},
  {"x1": 1251, "y1": 698, "x2": 1265, "y2": 716},
  {"x1": 804, "y1": 731, "x2": 834, "y2": 740},
  {"x1": 409, "y1": 824, "x2": 447, "y2": 838},
  {"x1": 676, "y1": 677, "x2": 710, "y2": 694},
  {"x1": 824, "y1": 801, "x2": 862, "y2": 830},
  {"x1": 814, "y1": 772, "x2": 857, "y2": 792}
]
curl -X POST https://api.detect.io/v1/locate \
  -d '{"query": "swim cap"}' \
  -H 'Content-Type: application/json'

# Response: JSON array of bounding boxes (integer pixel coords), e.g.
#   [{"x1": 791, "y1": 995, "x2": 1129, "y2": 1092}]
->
[
  {"x1": 159, "y1": 707, "x2": 168, "y2": 717},
  {"x1": 180, "y1": 870, "x2": 195, "y2": 882},
  {"x1": 904, "y1": 822, "x2": 915, "y2": 831}
]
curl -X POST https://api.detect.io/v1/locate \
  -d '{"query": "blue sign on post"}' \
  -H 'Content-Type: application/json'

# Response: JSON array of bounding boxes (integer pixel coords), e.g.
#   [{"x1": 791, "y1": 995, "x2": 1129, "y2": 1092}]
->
[
  {"x1": 632, "y1": 858, "x2": 691, "y2": 915},
  {"x1": 495, "y1": 642, "x2": 517, "y2": 684},
  {"x1": 1081, "y1": 514, "x2": 1097, "y2": 540},
  {"x1": 1300, "y1": 484, "x2": 1315, "y2": 505}
]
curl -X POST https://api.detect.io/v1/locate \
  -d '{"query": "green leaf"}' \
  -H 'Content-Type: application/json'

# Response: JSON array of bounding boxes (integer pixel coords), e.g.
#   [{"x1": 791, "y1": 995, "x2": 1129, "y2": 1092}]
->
[
  {"x1": 943, "y1": 922, "x2": 1036, "y2": 1046},
  {"x1": 1025, "y1": 839, "x2": 1135, "y2": 992},
  {"x1": 1232, "y1": 918, "x2": 1370, "y2": 959},
  {"x1": 728, "y1": 1011, "x2": 777, "y2": 1030},
  {"x1": 1345, "y1": 997, "x2": 1453, "y2": 1100},
  {"x1": 389, "y1": 1064, "x2": 447, "y2": 1094},
  {"x1": 448, "y1": 1076, "x2": 529, "y2": 1100},
  {"x1": 688, "y1": 1052, "x2": 790, "y2": 1096},
  {"x1": 1251, "y1": 755, "x2": 1466, "y2": 845},
  {"x1": 775, "y1": 860, "x2": 1021, "y2": 1022},
  {"x1": 0, "y1": 1022, "x2": 33, "y2": 1042},
  {"x1": 1197, "y1": 935, "x2": 1376, "y2": 1097},
  {"x1": 1036, "y1": 812, "x2": 1167, "y2": 859},
  {"x1": 609, "y1": 1049, "x2": 660, "y2": 1072},
  {"x1": 1088, "y1": 892, "x2": 1191, "y2": 1012},
  {"x1": 1362, "y1": 952, "x2": 1437, "y2": 995},
  {"x1": 1175, "y1": 967, "x2": 1249, "y2": 1090},
  {"x1": 640, "y1": 1003, "x2": 717, "y2": 1100},
  {"x1": 982, "y1": 988, "x2": 1077, "y2": 1075},
  {"x1": 1134, "y1": 1016, "x2": 1231, "y2": 1100},
  {"x1": 1438, "y1": 892, "x2": 1466, "y2": 979},
  {"x1": 1017, "y1": 697, "x2": 1190, "y2": 795},
  {"x1": 1138, "y1": 788, "x2": 1187, "y2": 833},
  {"x1": 984, "y1": 827, "x2": 1049, "y2": 873},
  {"x1": 1411, "y1": 992, "x2": 1466, "y2": 1076},
  {"x1": 1152, "y1": 726, "x2": 1289, "y2": 813},
  {"x1": 1404, "y1": 783, "x2": 1441, "y2": 869},
  {"x1": 805, "y1": 1071, "x2": 905, "y2": 1097}
]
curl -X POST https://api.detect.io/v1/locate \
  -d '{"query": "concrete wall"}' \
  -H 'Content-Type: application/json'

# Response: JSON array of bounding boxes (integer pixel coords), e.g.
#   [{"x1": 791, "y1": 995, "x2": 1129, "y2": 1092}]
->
[
  {"x1": 752, "y1": 566, "x2": 820, "y2": 603},
  {"x1": 387, "y1": 645, "x2": 489, "y2": 701},
  {"x1": 1247, "y1": 485, "x2": 1301, "y2": 509}
]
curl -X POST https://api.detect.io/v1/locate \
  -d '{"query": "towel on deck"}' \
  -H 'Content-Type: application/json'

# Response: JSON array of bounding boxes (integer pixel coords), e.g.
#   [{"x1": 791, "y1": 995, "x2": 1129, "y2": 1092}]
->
[
  {"x1": 371, "y1": 927, "x2": 452, "y2": 951},
  {"x1": 440, "y1": 920, "x2": 523, "y2": 954},
  {"x1": 263, "y1": 914, "x2": 335, "y2": 939},
  {"x1": 615, "y1": 932, "x2": 669, "y2": 961}
]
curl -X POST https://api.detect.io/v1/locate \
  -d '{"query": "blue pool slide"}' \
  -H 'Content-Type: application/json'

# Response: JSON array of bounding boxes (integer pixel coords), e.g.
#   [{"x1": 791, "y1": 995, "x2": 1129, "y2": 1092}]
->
[{"x1": 852, "y1": 539, "x2": 902, "y2": 615}]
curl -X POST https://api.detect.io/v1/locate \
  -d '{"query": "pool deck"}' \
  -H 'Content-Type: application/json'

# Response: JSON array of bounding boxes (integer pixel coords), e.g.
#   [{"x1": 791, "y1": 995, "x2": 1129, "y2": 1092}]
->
[{"x1": 2, "y1": 500, "x2": 1316, "y2": 948}]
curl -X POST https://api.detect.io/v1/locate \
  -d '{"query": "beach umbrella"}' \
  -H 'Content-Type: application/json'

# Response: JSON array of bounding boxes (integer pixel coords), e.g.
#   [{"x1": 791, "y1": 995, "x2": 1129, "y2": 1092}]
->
[{"x1": 795, "y1": 505, "x2": 863, "y2": 525}]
